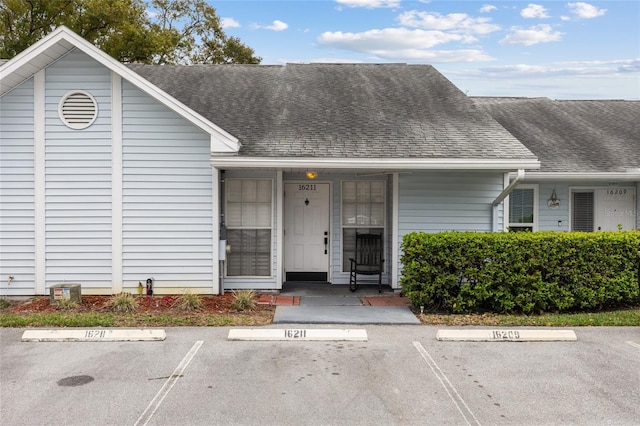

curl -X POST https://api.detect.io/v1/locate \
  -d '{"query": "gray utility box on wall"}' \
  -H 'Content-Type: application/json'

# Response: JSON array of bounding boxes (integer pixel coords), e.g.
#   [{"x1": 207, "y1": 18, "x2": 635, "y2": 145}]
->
[{"x1": 49, "y1": 283, "x2": 82, "y2": 303}]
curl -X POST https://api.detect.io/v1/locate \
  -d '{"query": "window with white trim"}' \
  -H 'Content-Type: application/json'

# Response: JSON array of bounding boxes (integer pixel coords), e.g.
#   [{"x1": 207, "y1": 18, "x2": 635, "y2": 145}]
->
[
  {"x1": 341, "y1": 181, "x2": 385, "y2": 272},
  {"x1": 508, "y1": 186, "x2": 537, "y2": 232},
  {"x1": 225, "y1": 179, "x2": 272, "y2": 276}
]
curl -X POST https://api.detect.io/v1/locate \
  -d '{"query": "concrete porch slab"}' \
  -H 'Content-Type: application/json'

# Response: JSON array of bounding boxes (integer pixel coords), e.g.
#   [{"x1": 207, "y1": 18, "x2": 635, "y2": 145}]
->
[{"x1": 300, "y1": 296, "x2": 363, "y2": 306}]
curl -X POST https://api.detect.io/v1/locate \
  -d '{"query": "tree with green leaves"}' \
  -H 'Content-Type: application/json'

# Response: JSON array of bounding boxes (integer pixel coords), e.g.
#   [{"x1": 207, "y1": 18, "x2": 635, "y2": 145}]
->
[{"x1": 0, "y1": 0, "x2": 261, "y2": 64}]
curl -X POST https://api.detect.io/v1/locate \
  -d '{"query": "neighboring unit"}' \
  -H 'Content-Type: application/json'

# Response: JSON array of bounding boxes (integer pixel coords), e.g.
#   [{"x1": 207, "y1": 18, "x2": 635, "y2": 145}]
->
[{"x1": 474, "y1": 97, "x2": 639, "y2": 232}]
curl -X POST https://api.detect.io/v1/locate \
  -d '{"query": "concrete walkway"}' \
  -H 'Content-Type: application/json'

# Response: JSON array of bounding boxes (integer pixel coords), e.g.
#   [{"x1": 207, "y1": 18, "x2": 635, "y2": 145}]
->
[
  {"x1": 273, "y1": 305, "x2": 420, "y2": 324},
  {"x1": 270, "y1": 282, "x2": 421, "y2": 325}
]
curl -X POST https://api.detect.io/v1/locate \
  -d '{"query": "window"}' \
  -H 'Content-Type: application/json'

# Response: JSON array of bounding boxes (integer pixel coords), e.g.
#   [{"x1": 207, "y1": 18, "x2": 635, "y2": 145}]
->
[
  {"x1": 341, "y1": 181, "x2": 385, "y2": 272},
  {"x1": 225, "y1": 179, "x2": 272, "y2": 276},
  {"x1": 508, "y1": 186, "x2": 537, "y2": 232},
  {"x1": 572, "y1": 190, "x2": 594, "y2": 231}
]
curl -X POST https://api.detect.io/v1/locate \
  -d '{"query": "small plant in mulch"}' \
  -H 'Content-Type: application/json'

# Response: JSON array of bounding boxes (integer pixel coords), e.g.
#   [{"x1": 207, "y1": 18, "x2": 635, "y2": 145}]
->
[
  {"x1": 0, "y1": 297, "x2": 11, "y2": 310},
  {"x1": 108, "y1": 292, "x2": 138, "y2": 313},
  {"x1": 55, "y1": 298, "x2": 78, "y2": 311},
  {"x1": 230, "y1": 290, "x2": 257, "y2": 311},
  {"x1": 172, "y1": 290, "x2": 203, "y2": 312}
]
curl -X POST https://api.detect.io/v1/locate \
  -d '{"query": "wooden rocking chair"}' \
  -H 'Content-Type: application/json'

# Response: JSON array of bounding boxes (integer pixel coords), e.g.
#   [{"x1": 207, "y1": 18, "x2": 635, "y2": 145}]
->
[{"x1": 349, "y1": 233, "x2": 384, "y2": 293}]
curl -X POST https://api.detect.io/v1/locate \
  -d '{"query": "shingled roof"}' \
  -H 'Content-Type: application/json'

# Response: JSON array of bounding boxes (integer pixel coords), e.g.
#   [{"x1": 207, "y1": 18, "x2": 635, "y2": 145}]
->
[
  {"x1": 473, "y1": 97, "x2": 640, "y2": 173},
  {"x1": 127, "y1": 63, "x2": 536, "y2": 161}
]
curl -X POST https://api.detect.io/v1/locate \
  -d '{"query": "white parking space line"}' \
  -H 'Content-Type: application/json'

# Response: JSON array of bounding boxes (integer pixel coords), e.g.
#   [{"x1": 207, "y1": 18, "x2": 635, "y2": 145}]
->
[
  {"x1": 413, "y1": 341, "x2": 481, "y2": 426},
  {"x1": 135, "y1": 340, "x2": 203, "y2": 426},
  {"x1": 626, "y1": 341, "x2": 640, "y2": 350}
]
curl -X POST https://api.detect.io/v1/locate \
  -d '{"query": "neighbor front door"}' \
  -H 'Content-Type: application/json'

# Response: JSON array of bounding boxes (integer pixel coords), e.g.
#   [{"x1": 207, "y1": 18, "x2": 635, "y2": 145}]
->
[{"x1": 284, "y1": 183, "x2": 330, "y2": 281}]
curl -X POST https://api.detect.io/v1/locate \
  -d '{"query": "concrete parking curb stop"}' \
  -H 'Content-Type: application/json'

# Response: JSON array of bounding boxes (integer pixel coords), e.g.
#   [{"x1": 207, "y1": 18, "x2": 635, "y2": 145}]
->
[
  {"x1": 228, "y1": 328, "x2": 368, "y2": 341},
  {"x1": 436, "y1": 329, "x2": 577, "y2": 342},
  {"x1": 21, "y1": 329, "x2": 166, "y2": 342}
]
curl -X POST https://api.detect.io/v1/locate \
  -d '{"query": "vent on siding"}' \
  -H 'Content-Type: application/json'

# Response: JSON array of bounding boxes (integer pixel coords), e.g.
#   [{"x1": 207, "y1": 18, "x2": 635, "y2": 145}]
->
[
  {"x1": 58, "y1": 91, "x2": 98, "y2": 129},
  {"x1": 572, "y1": 191, "x2": 594, "y2": 231}
]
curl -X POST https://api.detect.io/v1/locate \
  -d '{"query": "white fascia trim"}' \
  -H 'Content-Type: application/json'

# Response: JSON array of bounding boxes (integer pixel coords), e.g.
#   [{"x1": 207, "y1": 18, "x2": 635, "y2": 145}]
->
[
  {"x1": 0, "y1": 26, "x2": 239, "y2": 153},
  {"x1": 34, "y1": 70, "x2": 46, "y2": 295},
  {"x1": 111, "y1": 71, "x2": 123, "y2": 294},
  {"x1": 210, "y1": 157, "x2": 541, "y2": 170},
  {"x1": 519, "y1": 172, "x2": 640, "y2": 181}
]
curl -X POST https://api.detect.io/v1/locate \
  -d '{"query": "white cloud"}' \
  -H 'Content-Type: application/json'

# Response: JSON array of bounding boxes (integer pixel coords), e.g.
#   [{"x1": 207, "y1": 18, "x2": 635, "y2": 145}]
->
[
  {"x1": 221, "y1": 17, "x2": 240, "y2": 29},
  {"x1": 445, "y1": 58, "x2": 640, "y2": 99},
  {"x1": 319, "y1": 28, "x2": 464, "y2": 49},
  {"x1": 480, "y1": 4, "x2": 497, "y2": 13},
  {"x1": 521, "y1": 4, "x2": 549, "y2": 19},
  {"x1": 472, "y1": 58, "x2": 639, "y2": 78},
  {"x1": 381, "y1": 49, "x2": 493, "y2": 62},
  {"x1": 499, "y1": 24, "x2": 564, "y2": 46},
  {"x1": 566, "y1": 2, "x2": 607, "y2": 19},
  {"x1": 397, "y1": 11, "x2": 500, "y2": 35},
  {"x1": 253, "y1": 20, "x2": 289, "y2": 31},
  {"x1": 317, "y1": 28, "x2": 494, "y2": 62},
  {"x1": 310, "y1": 58, "x2": 364, "y2": 63},
  {"x1": 335, "y1": 0, "x2": 400, "y2": 8}
]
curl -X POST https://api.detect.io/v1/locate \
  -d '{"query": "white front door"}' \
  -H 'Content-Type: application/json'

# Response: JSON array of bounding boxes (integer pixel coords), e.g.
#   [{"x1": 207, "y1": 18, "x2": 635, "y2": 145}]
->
[
  {"x1": 595, "y1": 187, "x2": 637, "y2": 231},
  {"x1": 284, "y1": 183, "x2": 330, "y2": 280}
]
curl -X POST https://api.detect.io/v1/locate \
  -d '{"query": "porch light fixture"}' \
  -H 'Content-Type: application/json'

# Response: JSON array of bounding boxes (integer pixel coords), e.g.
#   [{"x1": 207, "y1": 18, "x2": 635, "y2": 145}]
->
[
  {"x1": 547, "y1": 189, "x2": 560, "y2": 209},
  {"x1": 306, "y1": 170, "x2": 318, "y2": 179}
]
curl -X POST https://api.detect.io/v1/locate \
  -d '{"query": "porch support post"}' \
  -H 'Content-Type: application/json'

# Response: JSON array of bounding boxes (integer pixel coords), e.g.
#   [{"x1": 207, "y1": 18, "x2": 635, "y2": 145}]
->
[
  {"x1": 212, "y1": 166, "x2": 220, "y2": 294},
  {"x1": 391, "y1": 172, "x2": 399, "y2": 290},
  {"x1": 111, "y1": 71, "x2": 123, "y2": 294},
  {"x1": 276, "y1": 170, "x2": 283, "y2": 289}
]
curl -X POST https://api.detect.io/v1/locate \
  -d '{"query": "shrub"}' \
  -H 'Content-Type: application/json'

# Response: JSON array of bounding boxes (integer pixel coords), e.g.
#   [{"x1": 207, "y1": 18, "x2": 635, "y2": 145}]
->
[
  {"x1": 173, "y1": 290, "x2": 202, "y2": 312},
  {"x1": 231, "y1": 290, "x2": 257, "y2": 311},
  {"x1": 401, "y1": 231, "x2": 640, "y2": 314},
  {"x1": 108, "y1": 292, "x2": 138, "y2": 313}
]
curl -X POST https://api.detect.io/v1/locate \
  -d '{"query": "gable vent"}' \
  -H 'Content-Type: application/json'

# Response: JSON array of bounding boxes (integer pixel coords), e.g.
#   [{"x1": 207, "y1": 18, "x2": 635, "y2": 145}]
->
[{"x1": 58, "y1": 91, "x2": 98, "y2": 129}]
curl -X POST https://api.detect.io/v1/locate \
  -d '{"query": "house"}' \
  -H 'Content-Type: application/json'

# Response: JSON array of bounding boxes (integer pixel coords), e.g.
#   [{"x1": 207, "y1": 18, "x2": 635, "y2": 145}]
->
[
  {"x1": 1, "y1": 26, "x2": 543, "y2": 296},
  {"x1": 474, "y1": 97, "x2": 639, "y2": 232}
]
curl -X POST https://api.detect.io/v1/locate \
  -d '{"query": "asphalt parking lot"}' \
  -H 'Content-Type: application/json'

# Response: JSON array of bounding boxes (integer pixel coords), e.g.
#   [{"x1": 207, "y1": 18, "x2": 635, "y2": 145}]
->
[{"x1": 1, "y1": 326, "x2": 639, "y2": 426}]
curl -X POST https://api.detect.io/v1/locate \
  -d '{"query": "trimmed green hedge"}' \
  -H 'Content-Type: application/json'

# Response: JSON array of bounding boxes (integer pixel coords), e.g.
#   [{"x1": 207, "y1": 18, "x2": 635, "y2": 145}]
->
[{"x1": 400, "y1": 231, "x2": 640, "y2": 314}]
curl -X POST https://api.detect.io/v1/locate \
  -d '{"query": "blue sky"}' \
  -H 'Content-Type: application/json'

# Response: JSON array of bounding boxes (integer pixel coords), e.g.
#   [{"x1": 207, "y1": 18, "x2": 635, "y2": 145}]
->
[{"x1": 212, "y1": 0, "x2": 639, "y2": 100}]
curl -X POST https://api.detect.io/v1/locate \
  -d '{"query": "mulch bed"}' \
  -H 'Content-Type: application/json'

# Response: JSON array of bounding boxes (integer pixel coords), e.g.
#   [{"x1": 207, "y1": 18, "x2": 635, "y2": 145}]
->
[{"x1": 3, "y1": 293, "x2": 271, "y2": 315}]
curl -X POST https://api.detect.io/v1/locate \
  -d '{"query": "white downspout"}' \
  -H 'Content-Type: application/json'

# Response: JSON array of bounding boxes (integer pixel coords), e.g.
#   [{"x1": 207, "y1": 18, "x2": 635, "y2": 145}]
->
[{"x1": 492, "y1": 169, "x2": 525, "y2": 231}]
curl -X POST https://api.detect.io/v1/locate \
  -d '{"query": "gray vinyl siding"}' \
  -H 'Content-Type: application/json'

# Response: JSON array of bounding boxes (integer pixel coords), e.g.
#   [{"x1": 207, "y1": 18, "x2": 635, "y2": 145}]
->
[
  {"x1": 398, "y1": 172, "x2": 504, "y2": 234},
  {"x1": 537, "y1": 182, "x2": 571, "y2": 231},
  {"x1": 122, "y1": 81, "x2": 215, "y2": 291},
  {"x1": 44, "y1": 50, "x2": 112, "y2": 289},
  {"x1": 0, "y1": 79, "x2": 35, "y2": 295}
]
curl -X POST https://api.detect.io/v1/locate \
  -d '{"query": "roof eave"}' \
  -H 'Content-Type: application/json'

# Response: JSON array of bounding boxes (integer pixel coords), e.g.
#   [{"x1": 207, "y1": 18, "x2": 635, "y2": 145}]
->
[
  {"x1": 519, "y1": 171, "x2": 640, "y2": 181},
  {"x1": 210, "y1": 157, "x2": 541, "y2": 171}
]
